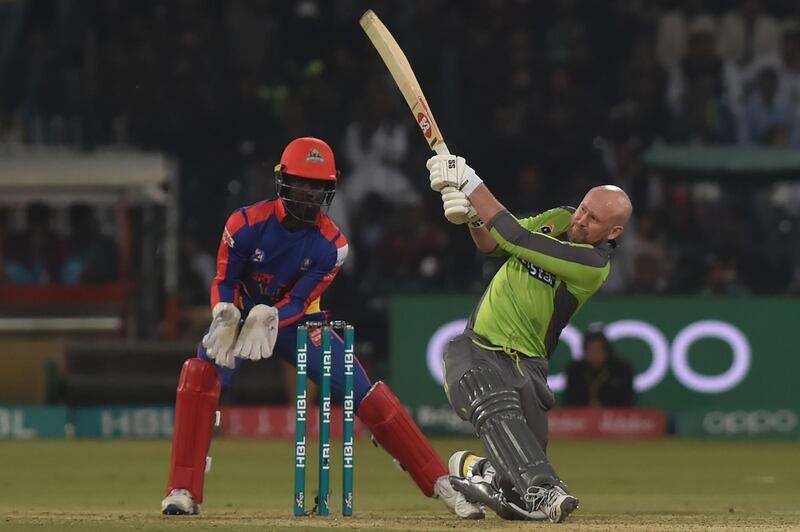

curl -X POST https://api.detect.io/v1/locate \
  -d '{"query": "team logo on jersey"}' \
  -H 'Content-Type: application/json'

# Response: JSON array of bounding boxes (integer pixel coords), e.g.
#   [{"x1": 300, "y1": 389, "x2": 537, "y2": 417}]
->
[
  {"x1": 301, "y1": 258, "x2": 313, "y2": 271},
  {"x1": 305, "y1": 148, "x2": 324, "y2": 164},
  {"x1": 540, "y1": 223, "x2": 554, "y2": 234},
  {"x1": 250, "y1": 248, "x2": 264, "y2": 263},
  {"x1": 222, "y1": 227, "x2": 235, "y2": 248},
  {"x1": 518, "y1": 258, "x2": 555, "y2": 287}
]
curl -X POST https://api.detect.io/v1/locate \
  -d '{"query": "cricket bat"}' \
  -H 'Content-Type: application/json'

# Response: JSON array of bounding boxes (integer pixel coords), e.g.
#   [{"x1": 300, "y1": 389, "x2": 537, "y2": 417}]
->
[{"x1": 359, "y1": 10, "x2": 449, "y2": 156}]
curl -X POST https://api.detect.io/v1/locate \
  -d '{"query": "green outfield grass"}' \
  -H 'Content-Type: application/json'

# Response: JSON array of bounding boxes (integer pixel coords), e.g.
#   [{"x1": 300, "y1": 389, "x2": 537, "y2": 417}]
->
[{"x1": 1, "y1": 438, "x2": 799, "y2": 531}]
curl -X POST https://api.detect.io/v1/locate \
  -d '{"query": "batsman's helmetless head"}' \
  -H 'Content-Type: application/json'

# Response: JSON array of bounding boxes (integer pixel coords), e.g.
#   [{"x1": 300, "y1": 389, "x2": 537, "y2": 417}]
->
[
  {"x1": 275, "y1": 137, "x2": 338, "y2": 223},
  {"x1": 568, "y1": 185, "x2": 632, "y2": 246}
]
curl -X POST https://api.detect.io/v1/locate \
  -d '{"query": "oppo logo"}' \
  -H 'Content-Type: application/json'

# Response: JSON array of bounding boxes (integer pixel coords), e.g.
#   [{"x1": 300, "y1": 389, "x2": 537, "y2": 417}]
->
[
  {"x1": 703, "y1": 410, "x2": 797, "y2": 435},
  {"x1": 426, "y1": 319, "x2": 751, "y2": 394}
]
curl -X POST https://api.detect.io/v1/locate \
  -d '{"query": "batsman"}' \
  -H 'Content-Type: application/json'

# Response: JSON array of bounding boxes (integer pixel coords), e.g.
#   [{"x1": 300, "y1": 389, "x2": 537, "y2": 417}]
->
[
  {"x1": 426, "y1": 155, "x2": 632, "y2": 522},
  {"x1": 161, "y1": 137, "x2": 481, "y2": 518}
]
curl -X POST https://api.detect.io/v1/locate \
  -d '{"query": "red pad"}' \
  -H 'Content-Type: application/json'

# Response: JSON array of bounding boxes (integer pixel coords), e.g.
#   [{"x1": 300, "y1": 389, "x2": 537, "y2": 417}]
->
[
  {"x1": 166, "y1": 358, "x2": 220, "y2": 503},
  {"x1": 357, "y1": 381, "x2": 447, "y2": 497}
]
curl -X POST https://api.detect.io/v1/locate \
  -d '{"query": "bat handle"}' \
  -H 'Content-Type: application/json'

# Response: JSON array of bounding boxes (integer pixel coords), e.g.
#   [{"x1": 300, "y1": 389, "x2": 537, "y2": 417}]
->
[{"x1": 433, "y1": 142, "x2": 450, "y2": 156}]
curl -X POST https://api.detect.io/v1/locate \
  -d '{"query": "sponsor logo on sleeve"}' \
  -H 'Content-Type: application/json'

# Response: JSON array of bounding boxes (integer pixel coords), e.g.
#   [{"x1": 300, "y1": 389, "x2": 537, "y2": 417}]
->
[{"x1": 222, "y1": 227, "x2": 235, "y2": 248}]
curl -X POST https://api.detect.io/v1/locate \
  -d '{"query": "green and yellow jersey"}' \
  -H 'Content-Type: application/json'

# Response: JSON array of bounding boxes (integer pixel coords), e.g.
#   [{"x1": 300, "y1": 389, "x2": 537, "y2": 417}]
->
[{"x1": 468, "y1": 207, "x2": 615, "y2": 359}]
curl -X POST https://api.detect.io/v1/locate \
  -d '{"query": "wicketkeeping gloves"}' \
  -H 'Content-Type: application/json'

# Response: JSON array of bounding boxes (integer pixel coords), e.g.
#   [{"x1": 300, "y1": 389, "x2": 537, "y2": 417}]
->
[
  {"x1": 426, "y1": 154, "x2": 484, "y2": 196},
  {"x1": 232, "y1": 304, "x2": 279, "y2": 362},
  {"x1": 202, "y1": 302, "x2": 241, "y2": 368}
]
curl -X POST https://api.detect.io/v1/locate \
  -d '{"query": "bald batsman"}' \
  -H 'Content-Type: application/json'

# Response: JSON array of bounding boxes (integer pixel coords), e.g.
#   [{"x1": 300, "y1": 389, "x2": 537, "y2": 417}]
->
[{"x1": 427, "y1": 154, "x2": 632, "y2": 523}]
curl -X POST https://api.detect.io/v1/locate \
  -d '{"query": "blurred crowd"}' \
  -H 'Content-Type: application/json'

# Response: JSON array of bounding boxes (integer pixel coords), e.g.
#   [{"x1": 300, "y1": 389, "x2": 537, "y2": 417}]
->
[
  {"x1": 1, "y1": 0, "x2": 800, "y2": 325},
  {"x1": 0, "y1": 203, "x2": 118, "y2": 285}
]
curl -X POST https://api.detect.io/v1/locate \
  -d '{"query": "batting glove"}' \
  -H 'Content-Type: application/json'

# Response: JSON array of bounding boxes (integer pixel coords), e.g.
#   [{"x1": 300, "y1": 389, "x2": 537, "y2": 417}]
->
[
  {"x1": 427, "y1": 154, "x2": 483, "y2": 196},
  {"x1": 440, "y1": 186, "x2": 484, "y2": 228}
]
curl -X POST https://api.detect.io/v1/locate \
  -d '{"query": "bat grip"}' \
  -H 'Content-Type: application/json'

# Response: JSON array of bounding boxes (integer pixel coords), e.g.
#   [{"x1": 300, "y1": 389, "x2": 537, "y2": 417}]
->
[{"x1": 433, "y1": 143, "x2": 450, "y2": 156}]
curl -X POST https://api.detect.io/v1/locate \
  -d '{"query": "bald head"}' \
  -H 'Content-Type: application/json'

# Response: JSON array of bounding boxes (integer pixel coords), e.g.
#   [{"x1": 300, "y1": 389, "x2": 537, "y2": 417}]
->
[
  {"x1": 568, "y1": 185, "x2": 633, "y2": 245},
  {"x1": 587, "y1": 185, "x2": 632, "y2": 226}
]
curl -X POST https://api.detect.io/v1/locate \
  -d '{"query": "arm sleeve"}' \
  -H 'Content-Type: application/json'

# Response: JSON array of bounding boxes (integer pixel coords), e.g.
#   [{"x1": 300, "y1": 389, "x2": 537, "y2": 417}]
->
[
  {"x1": 484, "y1": 210, "x2": 555, "y2": 258},
  {"x1": 274, "y1": 236, "x2": 349, "y2": 327},
  {"x1": 210, "y1": 209, "x2": 252, "y2": 308},
  {"x1": 486, "y1": 210, "x2": 608, "y2": 289}
]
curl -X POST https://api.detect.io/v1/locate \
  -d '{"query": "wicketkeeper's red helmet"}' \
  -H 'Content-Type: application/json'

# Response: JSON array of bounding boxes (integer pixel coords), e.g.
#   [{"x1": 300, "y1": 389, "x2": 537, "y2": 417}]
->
[
  {"x1": 276, "y1": 137, "x2": 338, "y2": 181},
  {"x1": 274, "y1": 137, "x2": 338, "y2": 223}
]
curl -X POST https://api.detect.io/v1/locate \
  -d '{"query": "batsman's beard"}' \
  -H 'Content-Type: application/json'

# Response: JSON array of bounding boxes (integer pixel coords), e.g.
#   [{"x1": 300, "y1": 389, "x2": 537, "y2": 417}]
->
[{"x1": 568, "y1": 224, "x2": 586, "y2": 243}]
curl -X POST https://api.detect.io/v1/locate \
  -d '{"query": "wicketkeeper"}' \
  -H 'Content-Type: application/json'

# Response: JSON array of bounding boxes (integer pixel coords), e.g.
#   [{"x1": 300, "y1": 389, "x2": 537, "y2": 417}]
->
[
  {"x1": 425, "y1": 153, "x2": 632, "y2": 522},
  {"x1": 161, "y1": 137, "x2": 481, "y2": 518}
]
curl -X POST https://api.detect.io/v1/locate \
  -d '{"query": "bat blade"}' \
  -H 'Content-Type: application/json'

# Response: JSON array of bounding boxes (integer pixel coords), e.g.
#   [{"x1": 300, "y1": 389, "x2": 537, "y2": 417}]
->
[{"x1": 360, "y1": 10, "x2": 449, "y2": 155}]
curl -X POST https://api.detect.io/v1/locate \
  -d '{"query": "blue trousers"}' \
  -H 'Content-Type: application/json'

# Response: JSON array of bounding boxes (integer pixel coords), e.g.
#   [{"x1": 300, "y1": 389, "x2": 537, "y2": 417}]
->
[{"x1": 198, "y1": 313, "x2": 372, "y2": 407}]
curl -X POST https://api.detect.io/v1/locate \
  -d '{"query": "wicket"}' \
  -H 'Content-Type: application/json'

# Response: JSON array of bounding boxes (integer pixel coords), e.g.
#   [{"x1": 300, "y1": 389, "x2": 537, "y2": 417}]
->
[{"x1": 294, "y1": 321, "x2": 355, "y2": 517}]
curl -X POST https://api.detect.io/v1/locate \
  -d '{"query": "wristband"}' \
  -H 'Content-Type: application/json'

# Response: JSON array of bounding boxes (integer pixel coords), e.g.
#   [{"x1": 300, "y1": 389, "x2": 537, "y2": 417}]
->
[{"x1": 460, "y1": 166, "x2": 484, "y2": 197}]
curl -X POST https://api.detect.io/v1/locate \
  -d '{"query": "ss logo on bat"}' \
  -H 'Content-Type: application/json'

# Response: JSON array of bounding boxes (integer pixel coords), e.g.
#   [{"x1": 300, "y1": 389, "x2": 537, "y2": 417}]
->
[{"x1": 417, "y1": 112, "x2": 432, "y2": 137}]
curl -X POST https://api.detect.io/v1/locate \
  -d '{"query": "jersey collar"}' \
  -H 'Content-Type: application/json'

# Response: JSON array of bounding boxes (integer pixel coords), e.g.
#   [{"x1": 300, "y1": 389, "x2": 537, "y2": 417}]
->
[
  {"x1": 274, "y1": 198, "x2": 287, "y2": 221},
  {"x1": 599, "y1": 240, "x2": 617, "y2": 257}
]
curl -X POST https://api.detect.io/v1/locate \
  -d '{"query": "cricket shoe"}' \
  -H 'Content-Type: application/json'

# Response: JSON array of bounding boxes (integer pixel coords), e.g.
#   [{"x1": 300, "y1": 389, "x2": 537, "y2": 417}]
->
[
  {"x1": 434, "y1": 475, "x2": 484, "y2": 519},
  {"x1": 449, "y1": 450, "x2": 546, "y2": 521},
  {"x1": 449, "y1": 450, "x2": 488, "y2": 479},
  {"x1": 525, "y1": 484, "x2": 579, "y2": 523},
  {"x1": 368, "y1": 436, "x2": 481, "y2": 518},
  {"x1": 161, "y1": 488, "x2": 199, "y2": 515}
]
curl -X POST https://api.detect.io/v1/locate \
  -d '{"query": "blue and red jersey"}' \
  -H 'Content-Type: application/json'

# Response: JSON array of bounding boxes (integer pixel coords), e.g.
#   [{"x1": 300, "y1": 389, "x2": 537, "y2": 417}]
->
[{"x1": 211, "y1": 199, "x2": 348, "y2": 327}]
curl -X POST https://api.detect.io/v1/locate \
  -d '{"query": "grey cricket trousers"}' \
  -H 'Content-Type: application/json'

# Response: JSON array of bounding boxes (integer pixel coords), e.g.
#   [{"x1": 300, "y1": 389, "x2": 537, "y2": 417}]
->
[{"x1": 442, "y1": 331, "x2": 555, "y2": 454}]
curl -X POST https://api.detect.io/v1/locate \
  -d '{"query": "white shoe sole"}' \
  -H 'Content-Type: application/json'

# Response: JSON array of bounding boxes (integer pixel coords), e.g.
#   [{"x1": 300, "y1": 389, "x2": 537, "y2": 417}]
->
[
  {"x1": 161, "y1": 503, "x2": 198, "y2": 516},
  {"x1": 548, "y1": 494, "x2": 579, "y2": 523},
  {"x1": 161, "y1": 490, "x2": 199, "y2": 516}
]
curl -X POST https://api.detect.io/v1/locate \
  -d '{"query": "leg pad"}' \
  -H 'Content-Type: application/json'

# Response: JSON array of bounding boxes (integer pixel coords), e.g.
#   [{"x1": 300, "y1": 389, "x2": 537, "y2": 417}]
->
[
  {"x1": 458, "y1": 365, "x2": 557, "y2": 498},
  {"x1": 358, "y1": 381, "x2": 447, "y2": 497},
  {"x1": 166, "y1": 358, "x2": 220, "y2": 503}
]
